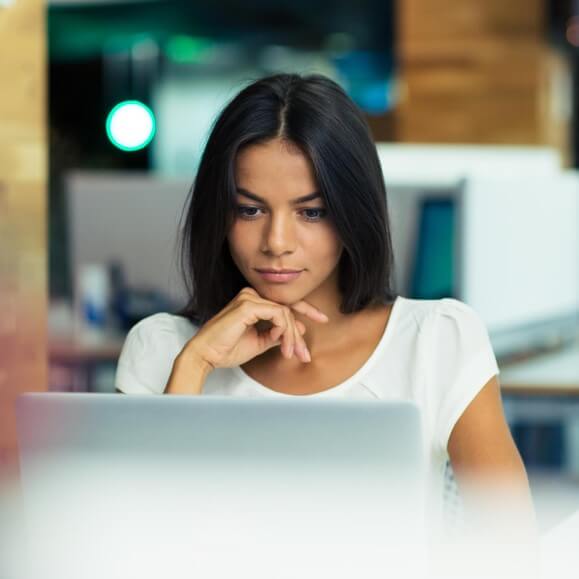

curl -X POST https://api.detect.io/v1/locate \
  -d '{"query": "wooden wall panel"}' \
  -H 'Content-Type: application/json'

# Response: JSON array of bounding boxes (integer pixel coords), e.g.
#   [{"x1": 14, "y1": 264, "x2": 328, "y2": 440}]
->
[
  {"x1": 396, "y1": 0, "x2": 570, "y2": 155},
  {"x1": 399, "y1": 0, "x2": 544, "y2": 50},
  {"x1": 0, "y1": 0, "x2": 47, "y2": 480}
]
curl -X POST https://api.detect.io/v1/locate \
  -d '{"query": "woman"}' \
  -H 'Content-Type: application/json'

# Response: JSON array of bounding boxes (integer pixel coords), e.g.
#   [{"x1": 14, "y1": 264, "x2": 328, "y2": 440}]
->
[{"x1": 115, "y1": 73, "x2": 538, "y2": 572}]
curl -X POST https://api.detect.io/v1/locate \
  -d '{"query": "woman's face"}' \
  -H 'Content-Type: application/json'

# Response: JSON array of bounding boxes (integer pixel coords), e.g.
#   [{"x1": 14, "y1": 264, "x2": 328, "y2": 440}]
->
[{"x1": 227, "y1": 138, "x2": 344, "y2": 306}]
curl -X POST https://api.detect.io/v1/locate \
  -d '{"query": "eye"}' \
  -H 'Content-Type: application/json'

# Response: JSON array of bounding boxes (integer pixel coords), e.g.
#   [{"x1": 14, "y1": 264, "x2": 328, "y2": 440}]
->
[
  {"x1": 235, "y1": 205, "x2": 327, "y2": 222},
  {"x1": 235, "y1": 206, "x2": 262, "y2": 219},
  {"x1": 301, "y1": 208, "x2": 327, "y2": 222}
]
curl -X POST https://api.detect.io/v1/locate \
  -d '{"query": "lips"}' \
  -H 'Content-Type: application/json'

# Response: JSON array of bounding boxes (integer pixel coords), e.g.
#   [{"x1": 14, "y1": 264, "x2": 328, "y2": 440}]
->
[
  {"x1": 256, "y1": 269, "x2": 303, "y2": 273},
  {"x1": 256, "y1": 270, "x2": 303, "y2": 283}
]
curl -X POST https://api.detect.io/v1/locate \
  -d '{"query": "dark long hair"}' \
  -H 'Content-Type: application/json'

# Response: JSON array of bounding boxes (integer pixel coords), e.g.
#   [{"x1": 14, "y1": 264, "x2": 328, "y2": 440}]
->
[{"x1": 176, "y1": 73, "x2": 397, "y2": 326}]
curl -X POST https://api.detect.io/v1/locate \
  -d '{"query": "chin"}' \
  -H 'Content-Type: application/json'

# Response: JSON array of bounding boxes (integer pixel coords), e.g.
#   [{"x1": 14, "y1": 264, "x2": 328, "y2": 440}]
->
[{"x1": 257, "y1": 283, "x2": 306, "y2": 303}]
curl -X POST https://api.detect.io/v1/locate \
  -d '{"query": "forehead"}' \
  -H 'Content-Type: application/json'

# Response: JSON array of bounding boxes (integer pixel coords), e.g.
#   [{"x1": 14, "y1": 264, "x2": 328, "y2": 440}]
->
[{"x1": 235, "y1": 140, "x2": 317, "y2": 185}]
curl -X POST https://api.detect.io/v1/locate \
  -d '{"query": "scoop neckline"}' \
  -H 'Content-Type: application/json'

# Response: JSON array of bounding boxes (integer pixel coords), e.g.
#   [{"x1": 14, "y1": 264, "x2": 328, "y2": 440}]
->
[{"x1": 231, "y1": 295, "x2": 404, "y2": 397}]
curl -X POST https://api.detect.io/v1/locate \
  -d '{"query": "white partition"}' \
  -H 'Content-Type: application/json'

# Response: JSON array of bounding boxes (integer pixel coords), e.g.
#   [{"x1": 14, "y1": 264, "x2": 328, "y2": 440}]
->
[
  {"x1": 376, "y1": 143, "x2": 563, "y2": 188},
  {"x1": 459, "y1": 171, "x2": 579, "y2": 353}
]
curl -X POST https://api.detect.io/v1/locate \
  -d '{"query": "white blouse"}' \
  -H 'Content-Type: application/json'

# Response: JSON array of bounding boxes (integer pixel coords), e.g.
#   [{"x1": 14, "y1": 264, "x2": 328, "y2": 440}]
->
[{"x1": 115, "y1": 295, "x2": 500, "y2": 538}]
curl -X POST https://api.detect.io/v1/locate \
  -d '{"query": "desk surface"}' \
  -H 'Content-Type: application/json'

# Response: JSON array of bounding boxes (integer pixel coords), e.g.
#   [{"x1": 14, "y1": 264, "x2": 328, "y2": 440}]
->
[{"x1": 499, "y1": 338, "x2": 579, "y2": 395}]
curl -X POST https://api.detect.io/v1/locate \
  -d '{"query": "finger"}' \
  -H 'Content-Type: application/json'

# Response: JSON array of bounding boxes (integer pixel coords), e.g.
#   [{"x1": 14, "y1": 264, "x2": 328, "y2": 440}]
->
[
  {"x1": 239, "y1": 298, "x2": 304, "y2": 358},
  {"x1": 261, "y1": 303, "x2": 290, "y2": 357},
  {"x1": 270, "y1": 324, "x2": 285, "y2": 342},
  {"x1": 260, "y1": 326, "x2": 283, "y2": 353},
  {"x1": 293, "y1": 320, "x2": 310, "y2": 363},
  {"x1": 281, "y1": 306, "x2": 295, "y2": 359},
  {"x1": 295, "y1": 320, "x2": 306, "y2": 335},
  {"x1": 244, "y1": 294, "x2": 326, "y2": 325},
  {"x1": 240, "y1": 300, "x2": 287, "y2": 339},
  {"x1": 290, "y1": 300, "x2": 329, "y2": 322},
  {"x1": 239, "y1": 286, "x2": 260, "y2": 298},
  {"x1": 214, "y1": 287, "x2": 260, "y2": 322}
]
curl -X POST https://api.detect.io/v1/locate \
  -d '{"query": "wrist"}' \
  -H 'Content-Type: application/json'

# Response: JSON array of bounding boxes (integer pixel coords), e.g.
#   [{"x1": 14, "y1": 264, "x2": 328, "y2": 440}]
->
[
  {"x1": 165, "y1": 350, "x2": 214, "y2": 395},
  {"x1": 175, "y1": 349, "x2": 214, "y2": 378}
]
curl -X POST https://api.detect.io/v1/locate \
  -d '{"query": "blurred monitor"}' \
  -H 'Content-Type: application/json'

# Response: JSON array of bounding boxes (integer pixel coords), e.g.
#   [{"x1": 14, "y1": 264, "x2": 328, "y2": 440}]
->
[
  {"x1": 378, "y1": 143, "x2": 563, "y2": 298},
  {"x1": 409, "y1": 197, "x2": 456, "y2": 300},
  {"x1": 385, "y1": 182, "x2": 462, "y2": 298},
  {"x1": 66, "y1": 171, "x2": 191, "y2": 310}
]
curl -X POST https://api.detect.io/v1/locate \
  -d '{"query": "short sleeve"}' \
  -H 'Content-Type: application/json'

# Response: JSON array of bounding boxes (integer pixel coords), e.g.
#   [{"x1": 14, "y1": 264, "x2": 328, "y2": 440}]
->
[
  {"x1": 427, "y1": 298, "x2": 500, "y2": 454},
  {"x1": 115, "y1": 313, "x2": 198, "y2": 395}
]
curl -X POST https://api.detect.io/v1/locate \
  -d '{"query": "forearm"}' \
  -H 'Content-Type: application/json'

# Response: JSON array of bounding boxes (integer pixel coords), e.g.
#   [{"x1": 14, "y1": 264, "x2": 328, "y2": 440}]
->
[
  {"x1": 453, "y1": 470, "x2": 542, "y2": 579},
  {"x1": 459, "y1": 469, "x2": 537, "y2": 536}
]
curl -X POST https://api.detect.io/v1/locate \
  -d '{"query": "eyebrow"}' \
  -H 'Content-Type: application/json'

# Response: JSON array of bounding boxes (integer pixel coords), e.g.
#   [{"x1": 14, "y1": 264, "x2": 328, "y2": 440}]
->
[{"x1": 235, "y1": 187, "x2": 322, "y2": 205}]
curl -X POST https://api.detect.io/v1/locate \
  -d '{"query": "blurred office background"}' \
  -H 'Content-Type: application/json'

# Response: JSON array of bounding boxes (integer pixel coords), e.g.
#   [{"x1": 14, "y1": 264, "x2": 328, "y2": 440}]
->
[{"x1": 2, "y1": 0, "x2": 579, "y2": 541}]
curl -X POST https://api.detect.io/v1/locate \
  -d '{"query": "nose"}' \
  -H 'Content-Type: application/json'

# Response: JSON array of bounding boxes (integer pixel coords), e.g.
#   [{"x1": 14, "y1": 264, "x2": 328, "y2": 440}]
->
[{"x1": 261, "y1": 211, "x2": 298, "y2": 256}]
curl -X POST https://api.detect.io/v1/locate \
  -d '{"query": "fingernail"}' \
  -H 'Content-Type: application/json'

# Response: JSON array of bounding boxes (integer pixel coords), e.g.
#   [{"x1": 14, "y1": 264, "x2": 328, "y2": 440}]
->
[
  {"x1": 319, "y1": 313, "x2": 329, "y2": 321},
  {"x1": 304, "y1": 348, "x2": 311, "y2": 362}
]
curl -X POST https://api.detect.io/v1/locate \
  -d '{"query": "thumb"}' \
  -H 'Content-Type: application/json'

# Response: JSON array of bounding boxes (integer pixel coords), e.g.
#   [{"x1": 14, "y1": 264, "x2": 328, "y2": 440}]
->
[{"x1": 261, "y1": 336, "x2": 282, "y2": 354}]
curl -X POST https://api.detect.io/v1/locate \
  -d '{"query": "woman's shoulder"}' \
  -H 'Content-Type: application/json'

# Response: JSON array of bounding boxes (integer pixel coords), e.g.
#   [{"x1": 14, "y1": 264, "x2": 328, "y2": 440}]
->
[
  {"x1": 398, "y1": 296, "x2": 495, "y2": 372},
  {"x1": 115, "y1": 313, "x2": 200, "y2": 395},
  {"x1": 128, "y1": 312, "x2": 200, "y2": 339},
  {"x1": 428, "y1": 297, "x2": 488, "y2": 334},
  {"x1": 119, "y1": 312, "x2": 200, "y2": 364},
  {"x1": 396, "y1": 296, "x2": 483, "y2": 330},
  {"x1": 386, "y1": 296, "x2": 491, "y2": 359}
]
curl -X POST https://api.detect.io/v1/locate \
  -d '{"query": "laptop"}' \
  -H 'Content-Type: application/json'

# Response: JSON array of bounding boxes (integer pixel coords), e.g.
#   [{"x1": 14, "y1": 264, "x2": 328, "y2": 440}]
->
[{"x1": 15, "y1": 393, "x2": 428, "y2": 579}]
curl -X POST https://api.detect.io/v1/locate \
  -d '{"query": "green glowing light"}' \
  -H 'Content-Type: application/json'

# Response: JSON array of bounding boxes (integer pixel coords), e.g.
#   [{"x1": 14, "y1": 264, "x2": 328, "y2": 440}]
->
[{"x1": 105, "y1": 100, "x2": 156, "y2": 152}]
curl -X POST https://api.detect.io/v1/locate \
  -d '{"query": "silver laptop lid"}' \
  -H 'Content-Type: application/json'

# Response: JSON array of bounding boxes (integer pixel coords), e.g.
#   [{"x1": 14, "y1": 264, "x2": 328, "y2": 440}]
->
[{"x1": 16, "y1": 393, "x2": 428, "y2": 579}]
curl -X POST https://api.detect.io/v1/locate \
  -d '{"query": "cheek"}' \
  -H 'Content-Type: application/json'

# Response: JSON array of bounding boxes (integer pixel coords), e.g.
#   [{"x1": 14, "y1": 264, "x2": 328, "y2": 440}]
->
[
  {"x1": 313, "y1": 225, "x2": 342, "y2": 253},
  {"x1": 306, "y1": 229, "x2": 343, "y2": 264}
]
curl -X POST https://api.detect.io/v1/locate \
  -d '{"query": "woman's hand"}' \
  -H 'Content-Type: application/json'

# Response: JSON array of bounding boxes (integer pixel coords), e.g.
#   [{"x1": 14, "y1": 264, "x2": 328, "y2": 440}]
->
[{"x1": 182, "y1": 287, "x2": 329, "y2": 370}]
